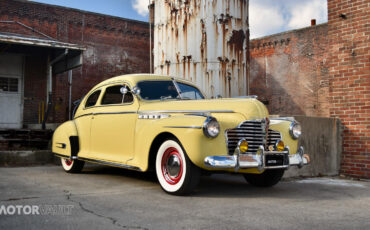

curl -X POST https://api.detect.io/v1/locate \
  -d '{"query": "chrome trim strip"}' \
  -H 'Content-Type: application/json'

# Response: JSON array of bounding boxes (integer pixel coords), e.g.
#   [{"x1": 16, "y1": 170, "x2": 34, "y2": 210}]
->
[
  {"x1": 74, "y1": 113, "x2": 93, "y2": 120},
  {"x1": 139, "y1": 110, "x2": 234, "y2": 114},
  {"x1": 56, "y1": 143, "x2": 66, "y2": 149},
  {"x1": 184, "y1": 113, "x2": 209, "y2": 117},
  {"x1": 54, "y1": 153, "x2": 68, "y2": 158},
  {"x1": 54, "y1": 153, "x2": 142, "y2": 171},
  {"x1": 75, "y1": 110, "x2": 233, "y2": 120},
  {"x1": 93, "y1": 111, "x2": 137, "y2": 115},
  {"x1": 164, "y1": 126, "x2": 202, "y2": 129},
  {"x1": 78, "y1": 157, "x2": 142, "y2": 171},
  {"x1": 74, "y1": 111, "x2": 136, "y2": 120}
]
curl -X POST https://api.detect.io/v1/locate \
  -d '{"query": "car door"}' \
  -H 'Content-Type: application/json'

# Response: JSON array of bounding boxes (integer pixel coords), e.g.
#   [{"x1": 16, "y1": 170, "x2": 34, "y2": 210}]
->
[
  {"x1": 89, "y1": 83, "x2": 138, "y2": 164},
  {"x1": 74, "y1": 89, "x2": 102, "y2": 159}
]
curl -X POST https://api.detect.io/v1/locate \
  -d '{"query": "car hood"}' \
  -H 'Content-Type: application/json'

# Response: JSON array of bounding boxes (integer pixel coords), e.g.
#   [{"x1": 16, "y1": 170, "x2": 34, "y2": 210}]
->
[{"x1": 138, "y1": 98, "x2": 269, "y2": 120}]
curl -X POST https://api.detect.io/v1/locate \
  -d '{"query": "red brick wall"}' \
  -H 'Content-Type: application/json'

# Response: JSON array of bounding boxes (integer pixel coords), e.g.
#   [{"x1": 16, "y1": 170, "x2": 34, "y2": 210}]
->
[
  {"x1": 327, "y1": 0, "x2": 370, "y2": 178},
  {"x1": 250, "y1": 24, "x2": 330, "y2": 117},
  {"x1": 0, "y1": 0, "x2": 150, "y2": 123}
]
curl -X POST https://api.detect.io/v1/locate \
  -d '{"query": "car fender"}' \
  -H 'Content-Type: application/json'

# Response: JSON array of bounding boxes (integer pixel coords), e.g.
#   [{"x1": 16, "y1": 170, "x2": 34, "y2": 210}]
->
[
  {"x1": 269, "y1": 119, "x2": 298, "y2": 154},
  {"x1": 131, "y1": 114, "x2": 234, "y2": 171},
  {"x1": 52, "y1": 121, "x2": 79, "y2": 157}
]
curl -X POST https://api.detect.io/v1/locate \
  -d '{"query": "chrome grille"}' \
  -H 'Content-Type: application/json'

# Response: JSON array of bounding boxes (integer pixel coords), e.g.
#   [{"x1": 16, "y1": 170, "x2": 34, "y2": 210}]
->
[
  {"x1": 267, "y1": 129, "x2": 282, "y2": 146},
  {"x1": 226, "y1": 120, "x2": 282, "y2": 154}
]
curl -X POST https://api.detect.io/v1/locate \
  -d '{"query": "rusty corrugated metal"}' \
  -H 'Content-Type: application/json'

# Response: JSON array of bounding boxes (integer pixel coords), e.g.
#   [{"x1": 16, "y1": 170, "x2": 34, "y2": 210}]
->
[{"x1": 153, "y1": 0, "x2": 249, "y2": 98}]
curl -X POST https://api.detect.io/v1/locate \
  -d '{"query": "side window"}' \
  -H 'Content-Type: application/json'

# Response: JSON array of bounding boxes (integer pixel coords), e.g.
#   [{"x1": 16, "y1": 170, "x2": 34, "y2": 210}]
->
[
  {"x1": 101, "y1": 85, "x2": 133, "y2": 105},
  {"x1": 85, "y1": 90, "x2": 101, "y2": 108}
]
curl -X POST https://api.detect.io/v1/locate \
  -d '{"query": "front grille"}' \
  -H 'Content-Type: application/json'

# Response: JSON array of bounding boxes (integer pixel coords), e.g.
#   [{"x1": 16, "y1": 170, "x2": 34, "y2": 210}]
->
[
  {"x1": 267, "y1": 129, "x2": 282, "y2": 146},
  {"x1": 226, "y1": 120, "x2": 282, "y2": 154}
]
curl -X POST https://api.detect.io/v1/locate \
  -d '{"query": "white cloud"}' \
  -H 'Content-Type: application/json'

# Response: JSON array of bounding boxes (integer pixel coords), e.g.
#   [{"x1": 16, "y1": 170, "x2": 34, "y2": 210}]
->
[
  {"x1": 287, "y1": 0, "x2": 328, "y2": 29},
  {"x1": 249, "y1": 0, "x2": 328, "y2": 39},
  {"x1": 249, "y1": 2, "x2": 285, "y2": 39},
  {"x1": 132, "y1": 0, "x2": 149, "y2": 17}
]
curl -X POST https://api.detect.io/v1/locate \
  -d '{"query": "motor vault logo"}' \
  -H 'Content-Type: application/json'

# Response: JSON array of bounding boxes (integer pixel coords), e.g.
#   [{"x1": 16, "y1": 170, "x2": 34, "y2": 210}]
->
[{"x1": 0, "y1": 205, "x2": 74, "y2": 215}]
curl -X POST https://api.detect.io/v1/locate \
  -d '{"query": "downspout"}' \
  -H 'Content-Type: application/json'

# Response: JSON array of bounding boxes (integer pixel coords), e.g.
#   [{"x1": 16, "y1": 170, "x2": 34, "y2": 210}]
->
[
  {"x1": 149, "y1": 0, "x2": 152, "y2": 74},
  {"x1": 42, "y1": 49, "x2": 69, "y2": 129},
  {"x1": 68, "y1": 70, "x2": 72, "y2": 120}
]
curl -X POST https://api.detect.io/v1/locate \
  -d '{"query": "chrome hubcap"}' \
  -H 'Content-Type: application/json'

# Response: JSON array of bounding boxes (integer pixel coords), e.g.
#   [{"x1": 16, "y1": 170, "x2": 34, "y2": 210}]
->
[
  {"x1": 166, "y1": 154, "x2": 181, "y2": 177},
  {"x1": 161, "y1": 147, "x2": 183, "y2": 185}
]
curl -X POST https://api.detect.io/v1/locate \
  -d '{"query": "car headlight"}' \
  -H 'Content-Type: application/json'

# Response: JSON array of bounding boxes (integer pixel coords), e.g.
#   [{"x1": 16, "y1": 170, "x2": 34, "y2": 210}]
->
[
  {"x1": 203, "y1": 117, "x2": 220, "y2": 138},
  {"x1": 289, "y1": 121, "x2": 302, "y2": 139}
]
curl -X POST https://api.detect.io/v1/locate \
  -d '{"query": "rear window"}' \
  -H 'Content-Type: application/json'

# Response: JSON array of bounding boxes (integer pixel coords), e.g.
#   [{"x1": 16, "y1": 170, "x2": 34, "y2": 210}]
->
[
  {"x1": 101, "y1": 85, "x2": 133, "y2": 105},
  {"x1": 85, "y1": 90, "x2": 101, "y2": 108}
]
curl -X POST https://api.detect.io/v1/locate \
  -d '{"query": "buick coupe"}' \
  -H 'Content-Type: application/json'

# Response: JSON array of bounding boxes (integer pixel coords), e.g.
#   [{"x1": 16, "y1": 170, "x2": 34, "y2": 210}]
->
[{"x1": 53, "y1": 74, "x2": 309, "y2": 195}]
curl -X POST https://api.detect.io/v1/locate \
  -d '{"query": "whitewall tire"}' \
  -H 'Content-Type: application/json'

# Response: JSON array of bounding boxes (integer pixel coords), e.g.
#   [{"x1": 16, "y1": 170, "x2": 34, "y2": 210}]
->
[
  {"x1": 155, "y1": 139, "x2": 200, "y2": 195},
  {"x1": 61, "y1": 158, "x2": 85, "y2": 173}
]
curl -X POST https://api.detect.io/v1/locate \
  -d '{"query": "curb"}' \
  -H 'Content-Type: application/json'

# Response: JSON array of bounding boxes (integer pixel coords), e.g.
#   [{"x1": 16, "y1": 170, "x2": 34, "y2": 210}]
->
[{"x1": 0, "y1": 150, "x2": 60, "y2": 167}]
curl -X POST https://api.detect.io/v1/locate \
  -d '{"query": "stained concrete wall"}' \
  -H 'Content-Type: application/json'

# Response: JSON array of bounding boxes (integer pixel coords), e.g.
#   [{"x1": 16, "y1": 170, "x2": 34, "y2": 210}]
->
[{"x1": 285, "y1": 116, "x2": 342, "y2": 178}]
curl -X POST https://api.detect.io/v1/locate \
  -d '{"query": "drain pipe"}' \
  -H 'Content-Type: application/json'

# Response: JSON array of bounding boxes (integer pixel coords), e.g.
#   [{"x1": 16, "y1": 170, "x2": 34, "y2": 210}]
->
[
  {"x1": 68, "y1": 70, "x2": 72, "y2": 120},
  {"x1": 42, "y1": 49, "x2": 69, "y2": 129}
]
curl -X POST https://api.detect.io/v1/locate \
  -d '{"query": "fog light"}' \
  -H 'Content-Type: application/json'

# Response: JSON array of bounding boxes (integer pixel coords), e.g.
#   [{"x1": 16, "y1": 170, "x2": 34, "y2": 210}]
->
[
  {"x1": 238, "y1": 139, "x2": 248, "y2": 153},
  {"x1": 276, "y1": 140, "x2": 285, "y2": 152}
]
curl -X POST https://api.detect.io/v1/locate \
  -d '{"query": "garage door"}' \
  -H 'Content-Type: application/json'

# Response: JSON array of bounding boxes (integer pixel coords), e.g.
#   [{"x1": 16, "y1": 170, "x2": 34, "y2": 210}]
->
[{"x1": 0, "y1": 54, "x2": 23, "y2": 129}]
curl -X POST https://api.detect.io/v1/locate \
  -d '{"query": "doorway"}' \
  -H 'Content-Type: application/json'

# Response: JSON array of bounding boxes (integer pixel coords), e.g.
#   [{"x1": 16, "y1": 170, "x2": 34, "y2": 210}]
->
[{"x1": 0, "y1": 54, "x2": 24, "y2": 128}]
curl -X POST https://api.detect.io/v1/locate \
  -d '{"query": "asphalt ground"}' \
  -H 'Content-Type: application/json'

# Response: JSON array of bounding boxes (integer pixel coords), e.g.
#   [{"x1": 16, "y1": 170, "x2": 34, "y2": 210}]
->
[{"x1": 0, "y1": 165, "x2": 369, "y2": 230}]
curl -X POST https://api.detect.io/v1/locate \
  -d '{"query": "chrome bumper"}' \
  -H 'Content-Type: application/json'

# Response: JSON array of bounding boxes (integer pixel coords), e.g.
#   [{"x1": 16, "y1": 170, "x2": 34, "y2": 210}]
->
[{"x1": 204, "y1": 146, "x2": 310, "y2": 171}]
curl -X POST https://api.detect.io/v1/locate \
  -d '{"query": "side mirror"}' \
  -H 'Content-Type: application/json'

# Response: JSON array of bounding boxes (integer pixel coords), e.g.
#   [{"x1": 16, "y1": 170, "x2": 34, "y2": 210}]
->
[
  {"x1": 132, "y1": 86, "x2": 141, "y2": 96},
  {"x1": 120, "y1": 86, "x2": 128, "y2": 95}
]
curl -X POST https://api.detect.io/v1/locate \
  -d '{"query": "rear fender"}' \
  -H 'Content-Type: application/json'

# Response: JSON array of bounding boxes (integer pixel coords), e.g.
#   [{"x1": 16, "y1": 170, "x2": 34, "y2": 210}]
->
[{"x1": 52, "y1": 121, "x2": 79, "y2": 157}]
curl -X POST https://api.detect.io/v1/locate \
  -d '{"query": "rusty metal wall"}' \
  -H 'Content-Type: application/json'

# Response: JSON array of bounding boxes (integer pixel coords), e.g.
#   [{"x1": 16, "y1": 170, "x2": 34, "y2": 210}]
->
[{"x1": 153, "y1": 0, "x2": 249, "y2": 98}]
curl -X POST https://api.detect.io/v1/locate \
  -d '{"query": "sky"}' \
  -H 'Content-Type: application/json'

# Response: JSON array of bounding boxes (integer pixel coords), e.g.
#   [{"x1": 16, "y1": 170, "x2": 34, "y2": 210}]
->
[{"x1": 30, "y1": 0, "x2": 328, "y2": 39}]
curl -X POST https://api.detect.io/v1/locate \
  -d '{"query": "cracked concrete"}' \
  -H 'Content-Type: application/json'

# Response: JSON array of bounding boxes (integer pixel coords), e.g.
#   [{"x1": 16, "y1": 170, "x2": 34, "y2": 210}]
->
[
  {"x1": 64, "y1": 189, "x2": 147, "y2": 230},
  {"x1": 0, "y1": 165, "x2": 369, "y2": 230}
]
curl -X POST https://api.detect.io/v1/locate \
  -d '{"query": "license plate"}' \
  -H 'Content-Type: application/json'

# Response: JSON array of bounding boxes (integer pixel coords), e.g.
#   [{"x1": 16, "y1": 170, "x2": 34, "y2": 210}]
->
[{"x1": 265, "y1": 154, "x2": 286, "y2": 166}]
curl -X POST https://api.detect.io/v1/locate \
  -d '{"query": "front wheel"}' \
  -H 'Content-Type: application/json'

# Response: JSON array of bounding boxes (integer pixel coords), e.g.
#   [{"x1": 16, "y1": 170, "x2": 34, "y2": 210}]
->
[
  {"x1": 155, "y1": 139, "x2": 200, "y2": 195},
  {"x1": 243, "y1": 169, "x2": 285, "y2": 187},
  {"x1": 61, "y1": 158, "x2": 85, "y2": 173}
]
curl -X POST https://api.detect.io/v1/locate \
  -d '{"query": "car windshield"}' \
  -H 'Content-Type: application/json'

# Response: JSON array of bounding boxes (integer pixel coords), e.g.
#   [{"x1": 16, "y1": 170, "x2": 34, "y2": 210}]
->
[{"x1": 137, "y1": 80, "x2": 204, "y2": 100}]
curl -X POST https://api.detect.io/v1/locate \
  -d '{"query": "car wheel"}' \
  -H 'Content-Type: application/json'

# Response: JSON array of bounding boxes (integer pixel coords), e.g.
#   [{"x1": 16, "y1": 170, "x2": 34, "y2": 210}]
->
[
  {"x1": 243, "y1": 169, "x2": 285, "y2": 187},
  {"x1": 61, "y1": 158, "x2": 85, "y2": 173},
  {"x1": 155, "y1": 139, "x2": 200, "y2": 195}
]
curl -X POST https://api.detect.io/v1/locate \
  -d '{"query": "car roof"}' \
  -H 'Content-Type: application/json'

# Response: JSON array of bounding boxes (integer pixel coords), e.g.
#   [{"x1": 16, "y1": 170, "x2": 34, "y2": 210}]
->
[{"x1": 91, "y1": 74, "x2": 194, "y2": 90}]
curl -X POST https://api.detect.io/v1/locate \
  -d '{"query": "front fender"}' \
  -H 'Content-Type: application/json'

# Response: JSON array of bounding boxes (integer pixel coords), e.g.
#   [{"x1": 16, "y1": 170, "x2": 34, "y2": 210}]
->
[
  {"x1": 131, "y1": 114, "x2": 244, "y2": 171},
  {"x1": 269, "y1": 119, "x2": 298, "y2": 154},
  {"x1": 52, "y1": 121, "x2": 78, "y2": 157}
]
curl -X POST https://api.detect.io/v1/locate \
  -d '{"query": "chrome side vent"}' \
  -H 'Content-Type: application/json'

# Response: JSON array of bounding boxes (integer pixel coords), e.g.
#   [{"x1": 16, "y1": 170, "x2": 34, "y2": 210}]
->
[{"x1": 226, "y1": 120, "x2": 282, "y2": 155}]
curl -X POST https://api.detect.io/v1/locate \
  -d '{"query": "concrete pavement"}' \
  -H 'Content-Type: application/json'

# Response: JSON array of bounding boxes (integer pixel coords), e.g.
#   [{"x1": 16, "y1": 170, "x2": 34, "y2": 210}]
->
[{"x1": 0, "y1": 165, "x2": 369, "y2": 230}]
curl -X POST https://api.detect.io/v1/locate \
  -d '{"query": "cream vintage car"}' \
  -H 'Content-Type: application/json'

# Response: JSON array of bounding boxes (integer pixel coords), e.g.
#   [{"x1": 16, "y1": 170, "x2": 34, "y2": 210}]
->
[{"x1": 53, "y1": 74, "x2": 309, "y2": 195}]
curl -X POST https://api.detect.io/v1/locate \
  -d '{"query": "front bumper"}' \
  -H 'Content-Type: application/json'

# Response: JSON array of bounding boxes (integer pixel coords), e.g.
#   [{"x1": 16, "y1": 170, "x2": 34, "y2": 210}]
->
[{"x1": 204, "y1": 146, "x2": 309, "y2": 171}]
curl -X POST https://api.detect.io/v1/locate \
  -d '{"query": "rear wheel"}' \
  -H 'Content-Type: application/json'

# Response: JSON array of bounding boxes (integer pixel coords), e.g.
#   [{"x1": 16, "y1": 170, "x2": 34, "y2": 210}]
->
[
  {"x1": 61, "y1": 158, "x2": 85, "y2": 173},
  {"x1": 243, "y1": 169, "x2": 285, "y2": 187},
  {"x1": 155, "y1": 139, "x2": 200, "y2": 195}
]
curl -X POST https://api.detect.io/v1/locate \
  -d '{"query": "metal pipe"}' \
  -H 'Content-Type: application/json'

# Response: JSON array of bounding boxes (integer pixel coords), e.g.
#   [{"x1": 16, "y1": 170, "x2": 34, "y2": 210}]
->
[
  {"x1": 149, "y1": 0, "x2": 152, "y2": 73},
  {"x1": 42, "y1": 49, "x2": 69, "y2": 129},
  {"x1": 68, "y1": 70, "x2": 72, "y2": 120}
]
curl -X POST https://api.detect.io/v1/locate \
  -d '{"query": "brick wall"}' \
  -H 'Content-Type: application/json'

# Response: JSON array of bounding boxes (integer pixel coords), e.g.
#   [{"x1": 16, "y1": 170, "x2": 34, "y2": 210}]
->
[
  {"x1": 0, "y1": 0, "x2": 150, "y2": 123},
  {"x1": 327, "y1": 0, "x2": 370, "y2": 178},
  {"x1": 250, "y1": 24, "x2": 330, "y2": 116}
]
